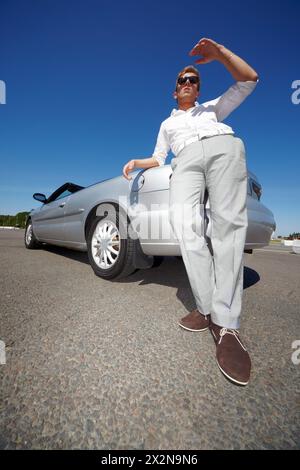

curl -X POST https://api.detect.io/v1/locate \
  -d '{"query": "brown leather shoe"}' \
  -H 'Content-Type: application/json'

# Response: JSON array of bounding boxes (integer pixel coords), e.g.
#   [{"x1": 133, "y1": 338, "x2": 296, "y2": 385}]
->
[
  {"x1": 210, "y1": 323, "x2": 251, "y2": 386},
  {"x1": 179, "y1": 309, "x2": 211, "y2": 332}
]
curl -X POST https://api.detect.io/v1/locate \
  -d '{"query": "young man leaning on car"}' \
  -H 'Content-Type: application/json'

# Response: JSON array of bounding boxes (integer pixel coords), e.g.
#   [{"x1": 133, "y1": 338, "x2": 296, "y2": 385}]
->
[{"x1": 122, "y1": 37, "x2": 259, "y2": 386}]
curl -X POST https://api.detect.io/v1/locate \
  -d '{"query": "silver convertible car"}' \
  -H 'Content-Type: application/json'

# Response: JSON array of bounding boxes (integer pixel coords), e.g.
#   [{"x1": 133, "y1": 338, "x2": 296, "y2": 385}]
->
[{"x1": 25, "y1": 165, "x2": 276, "y2": 280}]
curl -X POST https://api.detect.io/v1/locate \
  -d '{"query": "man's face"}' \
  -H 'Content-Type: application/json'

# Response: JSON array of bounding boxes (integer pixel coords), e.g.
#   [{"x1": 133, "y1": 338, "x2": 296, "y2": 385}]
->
[{"x1": 174, "y1": 73, "x2": 200, "y2": 103}]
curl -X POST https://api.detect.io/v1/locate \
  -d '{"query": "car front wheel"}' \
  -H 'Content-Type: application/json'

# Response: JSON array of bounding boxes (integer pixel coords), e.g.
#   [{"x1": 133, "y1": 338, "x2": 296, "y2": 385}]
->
[
  {"x1": 87, "y1": 209, "x2": 136, "y2": 280},
  {"x1": 24, "y1": 220, "x2": 41, "y2": 249}
]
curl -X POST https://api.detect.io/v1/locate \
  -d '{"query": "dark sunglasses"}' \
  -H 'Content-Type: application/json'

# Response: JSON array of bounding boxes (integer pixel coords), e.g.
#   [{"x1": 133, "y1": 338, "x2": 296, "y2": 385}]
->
[{"x1": 177, "y1": 76, "x2": 199, "y2": 86}]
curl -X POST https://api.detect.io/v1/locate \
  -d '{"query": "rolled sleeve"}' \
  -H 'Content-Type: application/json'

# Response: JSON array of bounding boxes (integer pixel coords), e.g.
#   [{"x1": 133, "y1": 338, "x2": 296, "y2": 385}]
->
[
  {"x1": 152, "y1": 122, "x2": 170, "y2": 166},
  {"x1": 213, "y1": 79, "x2": 259, "y2": 122}
]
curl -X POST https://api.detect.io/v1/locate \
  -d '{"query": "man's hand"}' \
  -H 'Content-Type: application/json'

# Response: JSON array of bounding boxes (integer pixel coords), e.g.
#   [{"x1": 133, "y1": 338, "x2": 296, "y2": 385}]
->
[
  {"x1": 189, "y1": 37, "x2": 224, "y2": 64},
  {"x1": 189, "y1": 37, "x2": 259, "y2": 82},
  {"x1": 123, "y1": 159, "x2": 136, "y2": 180}
]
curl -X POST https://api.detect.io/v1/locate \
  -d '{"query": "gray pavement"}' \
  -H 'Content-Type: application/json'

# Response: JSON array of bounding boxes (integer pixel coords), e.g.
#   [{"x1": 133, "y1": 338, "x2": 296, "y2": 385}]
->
[{"x1": 0, "y1": 229, "x2": 299, "y2": 449}]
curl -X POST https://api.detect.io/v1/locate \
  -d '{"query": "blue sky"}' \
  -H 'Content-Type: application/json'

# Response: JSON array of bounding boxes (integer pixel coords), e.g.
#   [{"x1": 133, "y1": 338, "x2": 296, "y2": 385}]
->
[{"x1": 0, "y1": 0, "x2": 299, "y2": 236}]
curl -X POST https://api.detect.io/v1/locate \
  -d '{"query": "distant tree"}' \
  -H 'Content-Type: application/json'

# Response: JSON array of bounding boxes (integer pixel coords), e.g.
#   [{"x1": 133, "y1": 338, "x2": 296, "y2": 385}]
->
[
  {"x1": 289, "y1": 232, "x2": 300, "y2": 239},
  {"x1": 0, "y1": 211, "x2": 30, "y2": 228},
  {"x1": 15, "y1": 212, "x2": 30, "y2": 228}
]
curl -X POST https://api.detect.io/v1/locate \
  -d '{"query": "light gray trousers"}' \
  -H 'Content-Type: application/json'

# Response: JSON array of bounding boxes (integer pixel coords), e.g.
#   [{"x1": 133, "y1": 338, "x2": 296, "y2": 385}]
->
[{"x1": 169, "y1": 134, "x2": 248, "y2": 329}]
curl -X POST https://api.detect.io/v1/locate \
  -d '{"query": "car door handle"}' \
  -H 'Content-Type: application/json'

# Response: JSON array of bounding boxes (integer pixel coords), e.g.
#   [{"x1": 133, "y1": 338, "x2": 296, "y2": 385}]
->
[{"x1": 59, "y1": 202, "x2": 66, "y2": 208}]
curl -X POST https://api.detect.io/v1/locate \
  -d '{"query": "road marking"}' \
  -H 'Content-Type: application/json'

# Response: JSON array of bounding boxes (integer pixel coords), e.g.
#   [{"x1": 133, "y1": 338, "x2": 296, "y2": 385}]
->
[{"x1": 255, "y1": 249, "x2": 294, "y2": 254}]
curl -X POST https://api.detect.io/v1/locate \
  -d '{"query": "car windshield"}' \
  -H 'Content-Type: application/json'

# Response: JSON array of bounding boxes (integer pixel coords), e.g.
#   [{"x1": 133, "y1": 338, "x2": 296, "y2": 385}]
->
[
  {"x1": 55, "y1": 189, "x2": 74, "y2": 201},
  {"x1": 47, "y1": 182, "x2": 85, "y2": 203}
]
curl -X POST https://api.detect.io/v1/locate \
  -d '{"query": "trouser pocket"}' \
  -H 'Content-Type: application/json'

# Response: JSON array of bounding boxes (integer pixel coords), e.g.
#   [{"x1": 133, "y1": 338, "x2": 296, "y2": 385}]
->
[{"x1": 171, "y1": 157, "x2": 177, "y2": 171}]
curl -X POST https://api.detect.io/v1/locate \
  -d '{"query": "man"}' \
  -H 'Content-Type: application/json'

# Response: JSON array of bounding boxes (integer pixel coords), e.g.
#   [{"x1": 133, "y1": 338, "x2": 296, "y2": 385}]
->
[{"x1": 123, "y1": 37, "x2": 258, "y2": 386}]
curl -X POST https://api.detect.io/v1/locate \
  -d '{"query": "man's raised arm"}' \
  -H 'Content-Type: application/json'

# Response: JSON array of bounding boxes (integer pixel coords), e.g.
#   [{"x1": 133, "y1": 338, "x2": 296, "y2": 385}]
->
[{"x1": 189, "y1": 37, "x2": 258, "y2": 82}]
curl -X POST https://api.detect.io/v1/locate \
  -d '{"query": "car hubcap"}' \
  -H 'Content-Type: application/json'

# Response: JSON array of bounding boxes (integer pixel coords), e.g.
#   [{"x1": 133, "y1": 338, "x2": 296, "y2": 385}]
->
[
  {"x1": 91, "y1": 220, "x2": 121, "y2": 269},
  {"x1": 26, "y1": 224, "x2": 33, "y2": 244}
]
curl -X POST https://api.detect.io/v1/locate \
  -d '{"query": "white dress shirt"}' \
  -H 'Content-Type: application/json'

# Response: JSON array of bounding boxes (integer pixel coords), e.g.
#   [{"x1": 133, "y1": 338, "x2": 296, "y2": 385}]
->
[{"x1": 152, "y1": 80, "x2": 258, "y2": 166}]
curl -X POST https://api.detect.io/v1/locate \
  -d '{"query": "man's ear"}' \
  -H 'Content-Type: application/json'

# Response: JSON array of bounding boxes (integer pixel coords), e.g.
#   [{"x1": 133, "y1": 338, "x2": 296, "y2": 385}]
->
[{"x1": 173, "y1": 91, "x2": 177, "y2": 100}]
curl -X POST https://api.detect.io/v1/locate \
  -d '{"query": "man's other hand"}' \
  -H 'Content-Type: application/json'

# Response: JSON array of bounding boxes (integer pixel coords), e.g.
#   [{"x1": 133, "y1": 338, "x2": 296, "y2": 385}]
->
[{"x1": 123, "y1": 159, "x2": 136, "y2": 180}]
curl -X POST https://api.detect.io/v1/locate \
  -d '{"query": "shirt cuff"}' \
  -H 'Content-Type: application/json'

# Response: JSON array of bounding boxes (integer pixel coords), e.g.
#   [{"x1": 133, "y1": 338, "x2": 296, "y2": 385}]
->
[
  {"x1": 153, "y1": 155, "x2": 165, "y2": 166},
  {"x1": 236, "y1": 79, "x2": 259, "y2": 90}
]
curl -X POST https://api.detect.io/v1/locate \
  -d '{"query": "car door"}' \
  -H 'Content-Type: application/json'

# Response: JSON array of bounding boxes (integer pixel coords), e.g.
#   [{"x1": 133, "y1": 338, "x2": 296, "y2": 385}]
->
[
  {"x1": 130, "y1": 165, "x2": 175, "y2": 246},
  {"x1": 63, "y1": 189, "x2": 87, "y2": 246},
  {"x1": 33, "y1": 193, "x2": 70, "y2": 242}
]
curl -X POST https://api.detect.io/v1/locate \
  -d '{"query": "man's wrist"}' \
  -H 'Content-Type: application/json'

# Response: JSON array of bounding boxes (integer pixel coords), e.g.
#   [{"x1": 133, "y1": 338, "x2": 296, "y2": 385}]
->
[{"x1": 216, "y1": 44, "x2": 235, "y2": 63}]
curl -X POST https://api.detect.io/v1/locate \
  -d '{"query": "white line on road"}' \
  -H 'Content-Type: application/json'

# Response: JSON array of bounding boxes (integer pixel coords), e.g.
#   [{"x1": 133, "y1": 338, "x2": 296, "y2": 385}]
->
[{"x1": 255, "y1": 249, "x2": 295, "y2": 255}]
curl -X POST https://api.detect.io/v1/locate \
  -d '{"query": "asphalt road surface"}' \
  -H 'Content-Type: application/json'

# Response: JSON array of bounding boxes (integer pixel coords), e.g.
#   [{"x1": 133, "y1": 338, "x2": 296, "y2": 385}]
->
[{"x1": 0, "y1": 230, "x2": 299, "y2": 449}]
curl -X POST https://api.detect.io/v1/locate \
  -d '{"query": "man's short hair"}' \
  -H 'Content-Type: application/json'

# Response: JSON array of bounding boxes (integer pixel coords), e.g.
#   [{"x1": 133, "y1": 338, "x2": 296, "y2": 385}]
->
[{"x1": 175, "y1": 65, "x2": 201, "y2": 91}]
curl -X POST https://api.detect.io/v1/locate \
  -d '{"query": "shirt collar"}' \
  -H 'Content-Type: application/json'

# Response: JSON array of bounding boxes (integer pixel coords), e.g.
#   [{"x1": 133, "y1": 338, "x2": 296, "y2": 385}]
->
[{"x1": 171, "y1": 101, "x2": 200, "y2": 116}]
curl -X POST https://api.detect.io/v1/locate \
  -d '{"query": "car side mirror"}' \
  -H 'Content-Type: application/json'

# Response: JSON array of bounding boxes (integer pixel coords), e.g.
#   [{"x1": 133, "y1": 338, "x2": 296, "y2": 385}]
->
[{"x1": 33, "y1": 193, "x2": 47, "y2": 203}]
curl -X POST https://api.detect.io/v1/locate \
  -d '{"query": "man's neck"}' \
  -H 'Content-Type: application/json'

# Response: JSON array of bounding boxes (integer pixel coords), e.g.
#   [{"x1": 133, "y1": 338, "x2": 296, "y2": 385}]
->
[{"x1": 178, "y1": 101, "x2": 196, "y2": 111}]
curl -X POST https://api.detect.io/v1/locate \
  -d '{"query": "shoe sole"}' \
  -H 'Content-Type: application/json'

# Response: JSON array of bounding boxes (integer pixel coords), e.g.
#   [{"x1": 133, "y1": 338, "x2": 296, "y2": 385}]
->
[
  {"x1": 216, "y1": 359, "x2": 249, "y2": 386},
  {"x1": 179, "y1": 323, "x2": 209, "y2": 332}
]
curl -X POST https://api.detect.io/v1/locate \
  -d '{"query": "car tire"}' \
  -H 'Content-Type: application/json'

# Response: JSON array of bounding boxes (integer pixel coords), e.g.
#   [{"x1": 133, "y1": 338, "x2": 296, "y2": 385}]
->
[
  {"x1": 24, "y1": 219, "x2": 41, "y2": 249},
  {"x1": 87, "y1": 208, "x2": 136, "y2": 280}
]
